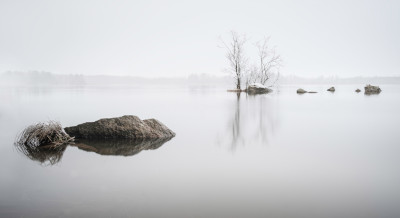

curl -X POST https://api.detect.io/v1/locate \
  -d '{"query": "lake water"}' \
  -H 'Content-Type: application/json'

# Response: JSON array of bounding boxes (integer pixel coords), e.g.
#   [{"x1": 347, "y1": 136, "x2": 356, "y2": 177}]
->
[{"x1": 1, "y1": 84, "x2": 400, "y2": 218}]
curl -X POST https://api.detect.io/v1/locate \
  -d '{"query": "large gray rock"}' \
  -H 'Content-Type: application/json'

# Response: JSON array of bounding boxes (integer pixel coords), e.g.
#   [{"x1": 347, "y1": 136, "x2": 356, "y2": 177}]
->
[
  {"x1": 246, "y1": 83, "x2": 272, "y2": 94},
  {"x1": 64, "y1": 115, "x2": 175, "y2": 139},
  {"x1": 364, "y1": 84, "x2": 381, "y2": 95}
]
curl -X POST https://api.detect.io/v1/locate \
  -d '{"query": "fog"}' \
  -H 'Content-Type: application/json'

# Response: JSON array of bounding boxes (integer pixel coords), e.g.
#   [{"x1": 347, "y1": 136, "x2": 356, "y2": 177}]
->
[
  {"x1": 1, "y1": 71, "x2": 399, "y2": 90},
  {"x1": 2, "y1": 81, "x2": 400, "y2": 218},
  {"x1": 1, "y1": 0, "x2": 400, "y2": 77},
  {"x1": 1, "y1": 1, "x2": 400, "y2": 217}
]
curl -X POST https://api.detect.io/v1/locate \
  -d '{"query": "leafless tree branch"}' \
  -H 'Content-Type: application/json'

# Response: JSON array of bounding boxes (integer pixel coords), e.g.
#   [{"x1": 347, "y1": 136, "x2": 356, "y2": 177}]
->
[
  {"x1": 221, "y1": 31, "x2": 248, "y2": 90},
  {"x1": 255, "y1": 37, "x2": 282, "y2": 86}
]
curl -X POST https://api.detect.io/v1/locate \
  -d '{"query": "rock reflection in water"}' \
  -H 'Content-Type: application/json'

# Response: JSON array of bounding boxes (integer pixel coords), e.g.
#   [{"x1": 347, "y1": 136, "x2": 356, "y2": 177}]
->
[
  {"x1": 72, "y1": 138, "x2": 172, "y2": 156},
  {"x1": 15, "y1": 138, "x2": 172, "y2": 165}
]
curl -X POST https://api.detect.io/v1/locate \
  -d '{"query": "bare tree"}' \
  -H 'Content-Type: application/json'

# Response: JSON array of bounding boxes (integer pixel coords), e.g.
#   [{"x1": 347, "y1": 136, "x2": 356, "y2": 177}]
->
[
  {"x1": 255, "y1": 37, "x2": 282, "y2": 86},
  {"x1": 221, "y1": 32, "x2": 282, "y2": 90},
  {"x1": 222, "y1": 31, "x2": 248, "y2": 90}
]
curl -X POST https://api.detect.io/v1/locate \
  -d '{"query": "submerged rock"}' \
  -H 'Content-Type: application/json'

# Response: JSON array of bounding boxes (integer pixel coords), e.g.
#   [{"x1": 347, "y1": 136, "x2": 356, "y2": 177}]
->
[
  {"x1": 297, "y1": 88, "x2": 307, "y2": 94},
  {"x1": 297, "y1": 88, "x2": 318, "y2": 94},
  {"x1": 364, "y1": 84, "x2": 381, "y2": 95},
  {"x1": 64, "y1": 115, "x2": 175, "y2": 139},
  {"x1": 355, "y1": 89, "x2": 361, "y2": 93},
  {"x1": 227, "y1": 89, "x2": 244, "y2": 92},
  {"x1": 246, "y1": 83, "x2": 272, "y2": 94},
  {"x1": 327, "y1": 87, "x2": 335, "y2": 92}
]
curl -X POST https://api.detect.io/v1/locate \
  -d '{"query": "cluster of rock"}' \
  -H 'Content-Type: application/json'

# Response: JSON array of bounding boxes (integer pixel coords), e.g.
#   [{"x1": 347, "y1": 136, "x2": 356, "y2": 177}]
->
[
  {"x1": 227, "y1": 84, "x2": 383, "y2": 96},
  {"x1": 296, "y1": 85, "x2": 381, "y2": 95}
]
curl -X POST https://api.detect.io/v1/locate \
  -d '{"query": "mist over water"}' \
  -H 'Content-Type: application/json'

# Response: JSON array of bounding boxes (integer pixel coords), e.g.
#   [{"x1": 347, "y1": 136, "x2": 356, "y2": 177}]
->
[
  {"x1": 1, "y1": 84, "x2": 399, "y2": 217},
  {"x1": 1, "y1": 0, "x2": 400, "y2": 216}
]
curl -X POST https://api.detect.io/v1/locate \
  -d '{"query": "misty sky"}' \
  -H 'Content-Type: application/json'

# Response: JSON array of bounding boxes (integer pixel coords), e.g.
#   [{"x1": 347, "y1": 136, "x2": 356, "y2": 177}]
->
[{"x1": 0, "y1": 0, "x2": 399, "y2": 77}]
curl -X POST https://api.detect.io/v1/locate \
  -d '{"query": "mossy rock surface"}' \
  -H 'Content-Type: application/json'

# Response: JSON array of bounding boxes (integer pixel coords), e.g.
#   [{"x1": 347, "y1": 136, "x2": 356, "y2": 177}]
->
[
  {"x1": 65, "y1": 115, "x2": 175, "y2": 140},
  {"x1": 364, "y1": 85, "x2": 381, "y2": 95},
  {"x1": 297, "y1": 88, "x2": 307, "y2": 94}
]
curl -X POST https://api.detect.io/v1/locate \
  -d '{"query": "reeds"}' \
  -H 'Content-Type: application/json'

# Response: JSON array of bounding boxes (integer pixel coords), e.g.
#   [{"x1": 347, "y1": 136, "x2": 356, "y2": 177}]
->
[
  {"x1": 14, "y1": 121, "x2": 74, "y2": 165},
  {"x1": 15, "y1": 121, "x2": 74, "y2": 148}
]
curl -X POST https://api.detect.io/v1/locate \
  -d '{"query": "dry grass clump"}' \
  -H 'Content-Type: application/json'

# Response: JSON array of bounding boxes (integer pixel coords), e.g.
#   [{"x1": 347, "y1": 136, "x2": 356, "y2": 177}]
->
[
  {"x1": 15, "y1": 121, "x2": 74, "y2": 148},
  {"x1": 14, "y1": 121, "x2": 74, "y2": 165}
]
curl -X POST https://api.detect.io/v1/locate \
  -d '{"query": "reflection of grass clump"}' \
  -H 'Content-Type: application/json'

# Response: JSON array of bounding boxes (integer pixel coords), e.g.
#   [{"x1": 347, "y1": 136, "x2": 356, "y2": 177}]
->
[
  {"x1": 17, "y1": 144, "x2": 68, "y2": 165},
  {"x1": 14, "y1": 121, "x2": 74, "y2": 165}
]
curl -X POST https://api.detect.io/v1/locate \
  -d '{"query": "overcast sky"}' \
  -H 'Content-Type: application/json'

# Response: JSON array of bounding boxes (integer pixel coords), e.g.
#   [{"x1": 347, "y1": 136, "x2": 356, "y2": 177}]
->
[{"x1": 0, "y1": 0, "x2": 399, "y2": 77}]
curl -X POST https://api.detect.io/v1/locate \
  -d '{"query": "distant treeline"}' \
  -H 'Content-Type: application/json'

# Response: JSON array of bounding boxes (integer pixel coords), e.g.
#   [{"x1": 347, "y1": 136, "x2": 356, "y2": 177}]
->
[
  {"x1": 1, "y1": 71, "x2": 400, "y2": 88},
  {"x1": 0, "y1": 71, "x2": 232, "y2": 87},
  {"x1": 1, "y1": 71, "x2": 86, "y2": 87}
]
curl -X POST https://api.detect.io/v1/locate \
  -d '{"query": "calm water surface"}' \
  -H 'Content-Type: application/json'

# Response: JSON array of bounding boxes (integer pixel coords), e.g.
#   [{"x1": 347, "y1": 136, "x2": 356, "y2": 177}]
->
[{"x1": 1, "y1": 84, "x2": 400, "y2": 218}]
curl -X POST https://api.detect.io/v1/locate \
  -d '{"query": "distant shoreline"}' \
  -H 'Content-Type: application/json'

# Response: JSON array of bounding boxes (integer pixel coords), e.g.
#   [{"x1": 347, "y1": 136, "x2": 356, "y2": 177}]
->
[{"x1": 1, "y1": 71, "x2": 400, "y2": 87}]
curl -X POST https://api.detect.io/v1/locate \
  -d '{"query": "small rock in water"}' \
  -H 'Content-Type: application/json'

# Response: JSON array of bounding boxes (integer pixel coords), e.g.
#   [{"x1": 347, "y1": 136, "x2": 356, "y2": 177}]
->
[
  {"x1": 227, "y1": 89, "x2": 243, "y2": 92},
  {"x1": 364, "y1": 84, "x2": 381, "y2": 95},
  {"x1": 297, "y1": 88, "x2": 307, "y2": 94},
  {"x1": 308, "y1": 91, "x2": 318, "y2": 93},
  {"x1": 246, "y1": 83, "x2": 272, "y2": 94},
  {"x1": 355, "y1": 89, "x2": 361, "y2": 93},
  {"x1": 327, "y1": 87, "x2": 335, "y2": 92}
]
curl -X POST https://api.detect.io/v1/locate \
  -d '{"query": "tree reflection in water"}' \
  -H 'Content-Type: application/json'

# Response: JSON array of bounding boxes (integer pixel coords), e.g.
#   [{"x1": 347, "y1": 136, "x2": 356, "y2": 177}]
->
[
  {"x1": 231, "y1": 92, "x2": 242, "y2": 150},
  {"x1": 220, "y1": 92, "x2": 279, "y2": 151}
]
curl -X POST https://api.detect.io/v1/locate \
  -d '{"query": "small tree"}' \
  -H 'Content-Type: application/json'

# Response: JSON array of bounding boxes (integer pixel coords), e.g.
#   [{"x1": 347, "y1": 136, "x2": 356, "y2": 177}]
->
[
  {"x1": 221, "y1": 32, "x2": 282, "y2": 89},
  {"x1": 222, "y1": 31, "x2": 248, "y2": 90},
  {"x1": 255, "y1": 37, "x2": 282, "y2": 86}
]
